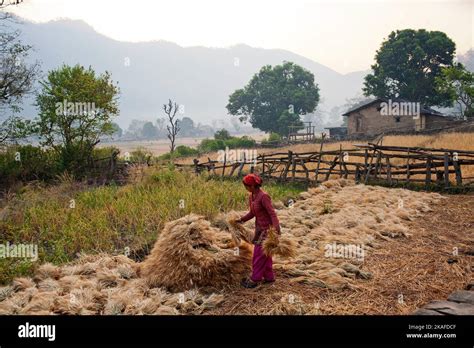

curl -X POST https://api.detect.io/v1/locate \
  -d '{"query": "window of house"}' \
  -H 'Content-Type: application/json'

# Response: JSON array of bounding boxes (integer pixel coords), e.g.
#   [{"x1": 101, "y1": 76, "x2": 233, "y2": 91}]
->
[{"x1": 356, "y1": 118, "x2": 362, "y2": 132}]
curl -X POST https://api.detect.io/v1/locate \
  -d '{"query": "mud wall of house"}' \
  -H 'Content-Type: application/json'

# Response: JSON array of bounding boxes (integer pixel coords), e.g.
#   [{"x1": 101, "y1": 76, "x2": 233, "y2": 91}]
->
[{"x1": 347, "y1": 104, "x2": 416, "y2": 136}]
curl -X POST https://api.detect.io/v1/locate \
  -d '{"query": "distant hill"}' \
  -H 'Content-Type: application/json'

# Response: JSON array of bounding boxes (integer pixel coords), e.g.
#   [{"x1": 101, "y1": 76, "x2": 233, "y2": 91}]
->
[{"x1": 12, "y1": 18, "x2": 369, "y2": 128}]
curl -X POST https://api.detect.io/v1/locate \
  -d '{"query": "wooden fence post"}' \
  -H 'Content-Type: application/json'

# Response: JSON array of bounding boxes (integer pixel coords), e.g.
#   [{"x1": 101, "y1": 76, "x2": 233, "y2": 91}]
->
[
  {"x1": 386, "y1": 156, "x2": 392, "y2": 184},
  {"x1": 282, "y1": 151, "x2": 293, "y2": 181},
  {"x1": 425, "y1": 156, "x2": 432, "y2": 187},
  {"x1": 452, "y1": 153, "x2": 462, "y2": 186},
  {"x1": 237, "y1": 152, "x2": 246, "y2": 177},
  {"x1": 222, "y1": 153, "x2": 227, "y2": 177},
  {"x1": 406, "y1": 149, "x2": 410, "y2": 183},
  {"x1": 443, "y1": 152, "x2": 450, "y2": 188},
  {"x1": 193, "y1": 158, "x2": 200, "y2": 175}
]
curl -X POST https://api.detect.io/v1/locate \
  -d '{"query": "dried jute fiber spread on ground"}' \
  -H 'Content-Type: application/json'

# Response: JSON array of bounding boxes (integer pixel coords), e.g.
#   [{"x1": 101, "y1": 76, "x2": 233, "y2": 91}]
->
[{"x1": 0, "y1": 179, "x2": 444, "y2": 315}]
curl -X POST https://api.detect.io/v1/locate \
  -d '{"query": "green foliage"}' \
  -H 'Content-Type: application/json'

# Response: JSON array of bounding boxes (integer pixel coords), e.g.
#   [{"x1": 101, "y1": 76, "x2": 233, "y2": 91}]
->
[
  {"x1": 36, "y1": 64, "x2": 120, "y2": 174},
  {"x1": 261, "y1": 132, "x2": 282, "y2": 145},
  {"x1": 0, "y1": 145, "x2": 62, "y2": 184},
  {"x1": 214, "y1": 128, "x2": 231, "y2": 140},
  {"x1": 0, "y1": 145, "x2": 120, "y2": 187},
  {"x1": 129, "y1": 147, "x2": 153, "y2": 164},
  {"x1": 0, "y1": 168, "x2": 304, "y2": 284},
  {"x1": 198, "y1": 136, "x2": 256, "y2": 153},
  {"x1": 158, "y1": 145, "x2": 199, "y2": 160},
  {"x1": 227, "y1": 61, "x2": 320, "y2": 135},
  {"x1": 0, "y1": 116, "x2": 37, "y2": 145},
  {"x1": 142, "y1": 121, "x2": 158, "y2": 139},
  {"x1": 363, "y1": 29, "x2": 455, "y2": 106},
  {"x1": 110, "y1": 122, "x2": 123, "y2": 138},
  {"x1": 435, "y1": 63, "x2": 474, "y2": 117}
]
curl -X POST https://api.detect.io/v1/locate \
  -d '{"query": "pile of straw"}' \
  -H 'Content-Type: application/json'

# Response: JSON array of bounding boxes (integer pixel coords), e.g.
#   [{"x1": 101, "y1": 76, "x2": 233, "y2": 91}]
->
[{"x1": 141, "y1": 214, "x2": 252, "y2": 292}]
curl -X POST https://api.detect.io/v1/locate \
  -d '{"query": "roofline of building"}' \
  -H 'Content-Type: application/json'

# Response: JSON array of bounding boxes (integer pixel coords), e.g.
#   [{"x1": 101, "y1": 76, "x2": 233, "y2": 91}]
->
[{"x1": 342, "y1": 98, "x2": 444, "y2": 117}]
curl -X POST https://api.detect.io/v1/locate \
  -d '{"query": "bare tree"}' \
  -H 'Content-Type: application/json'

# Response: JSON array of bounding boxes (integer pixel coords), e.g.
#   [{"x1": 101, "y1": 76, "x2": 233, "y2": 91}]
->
[{"x1": 163, "y1": 99, "x2": 180, "y2": 152}]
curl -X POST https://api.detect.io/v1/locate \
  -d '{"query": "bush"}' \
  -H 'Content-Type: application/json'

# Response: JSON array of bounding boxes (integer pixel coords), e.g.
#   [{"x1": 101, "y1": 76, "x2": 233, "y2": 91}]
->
[
  {"x1": 129, "y1": 147, "x2": 153, "y2": 164},
  {"x1": 261, "y1": 132, "x2": 282, "y2": 145},
  {"x1": 198, "y1": 136, "x2": 256, "y2": 153},
  {"x1": 0, "y1": 145, "x2": 62, "y2": 185},
  {"x1": 214, "y1": 129, "x2": 232, "y2": 140},
  {"x1": 158, "y1": 145, "x2": 199, "y2": 160}
]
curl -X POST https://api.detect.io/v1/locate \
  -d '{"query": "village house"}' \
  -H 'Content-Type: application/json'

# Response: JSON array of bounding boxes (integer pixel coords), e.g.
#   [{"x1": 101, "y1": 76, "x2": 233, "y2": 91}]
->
[{"x1": 342, "y1": 98, "x2": 456, "y2": 137}]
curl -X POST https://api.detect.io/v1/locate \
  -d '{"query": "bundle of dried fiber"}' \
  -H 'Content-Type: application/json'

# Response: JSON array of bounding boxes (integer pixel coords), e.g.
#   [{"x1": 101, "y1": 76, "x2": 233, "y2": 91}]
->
[
  {"x1": 228, "y1": 218, "x2": 254, "y2": 245},
  {"x1": 140, "y1": 214, "x2": 252, "y2": 292},
  {"x1": 262, "y1": 226, "x2": 296, "y2": 258}
]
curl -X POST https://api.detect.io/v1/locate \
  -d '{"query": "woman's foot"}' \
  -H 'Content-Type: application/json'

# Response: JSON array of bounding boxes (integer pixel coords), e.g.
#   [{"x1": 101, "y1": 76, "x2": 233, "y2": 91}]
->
[
  {"x1": 241, "y1": 277, "x2": 259, "y2": 288},
  {"x1": 263, "y1": 279, "x2": 275, "y2": 284}
]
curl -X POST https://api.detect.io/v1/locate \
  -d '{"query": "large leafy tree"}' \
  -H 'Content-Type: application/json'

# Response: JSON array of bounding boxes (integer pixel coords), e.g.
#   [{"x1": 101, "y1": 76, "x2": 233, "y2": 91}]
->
[
  {"x1": 226, "y1": 61, "x2": 320, "y2": 136},
  {"x1": 0, "y1": 1, "x2": 40, "y2": 145},
  {"x1": 363, "y1": 29, "x2": 455, "y2": 106},
  {"x1": 36, "y1": 64, "x2": 119, "y2": 171},
  {"x1": 436, "y1": 63, "x2": 474, "y2": 118}
]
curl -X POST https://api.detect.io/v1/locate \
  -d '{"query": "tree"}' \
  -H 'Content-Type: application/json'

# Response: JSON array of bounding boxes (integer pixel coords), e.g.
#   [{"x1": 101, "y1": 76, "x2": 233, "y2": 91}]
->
[
  {"x1": 436, "y1": 63, "x2": 474, "y2": 118},
  {"x1": 179, "y1": 116, "x2": 195, "y2": 137},
  {"x1": 142, "y1": 121, "x2": 158, "y2": 139},
  {"x1": 36, "y1": 64, "x2": 119, "y2": 171},
  {"x1": 363, "y1": 29, "x2": 455, "y2": 106},
  {"x1": 0, "y1": 1, "x2": 40, "y2": 145},
  {"x1": 163, "y1": 99, "x2": 180, "y2": 152},
  {"x1": 214, "y1": 128, "x2": 231, "y2": 140},
  {"x1": 0, "y1": 115, "x2": 35, "y2": 145},
  {"x1": 226, "y1": 61, "x2": 320, "y2": 136},
  {"x1": 0, "y1": 4, "x2": 40, "y2": 113},
  {"x1": 110, "y1": 122, "x2": 123, "y2": 138}
]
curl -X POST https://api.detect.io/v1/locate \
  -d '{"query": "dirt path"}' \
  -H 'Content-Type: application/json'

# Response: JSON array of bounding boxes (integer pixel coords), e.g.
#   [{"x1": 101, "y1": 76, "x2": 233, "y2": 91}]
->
[{"x1": 208, "y1": 194, "x2": 474, "y2": 315}]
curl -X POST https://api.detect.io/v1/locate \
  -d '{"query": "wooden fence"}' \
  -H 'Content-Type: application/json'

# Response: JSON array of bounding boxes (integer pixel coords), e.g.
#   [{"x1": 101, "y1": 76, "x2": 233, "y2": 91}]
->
[{"x1": 176, "y1": 144, "x2": 474, "y2": 189}]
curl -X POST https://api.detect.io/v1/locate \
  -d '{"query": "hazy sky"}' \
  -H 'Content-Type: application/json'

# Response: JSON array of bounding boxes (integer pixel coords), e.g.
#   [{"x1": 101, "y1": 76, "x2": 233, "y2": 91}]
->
[{"x1": 6, "y1": 0, "x2": 474, "y2": 74}]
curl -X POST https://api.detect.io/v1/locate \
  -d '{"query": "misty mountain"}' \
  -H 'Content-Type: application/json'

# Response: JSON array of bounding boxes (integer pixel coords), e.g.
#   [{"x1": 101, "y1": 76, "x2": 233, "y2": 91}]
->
[{"x1": 13, "y1": 18, "x2": 368, "y2": 128}]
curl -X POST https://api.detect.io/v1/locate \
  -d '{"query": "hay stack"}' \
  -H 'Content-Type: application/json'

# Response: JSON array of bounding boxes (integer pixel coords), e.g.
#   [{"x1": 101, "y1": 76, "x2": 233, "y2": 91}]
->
[{"x1": 141, "y1": 214, "x2": 252, "y2": 292}]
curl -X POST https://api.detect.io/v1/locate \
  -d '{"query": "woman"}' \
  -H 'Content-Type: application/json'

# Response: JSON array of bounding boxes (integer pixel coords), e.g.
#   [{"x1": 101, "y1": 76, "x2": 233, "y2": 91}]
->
[{"x1": 236, "y1": 173, "x2": 281, "y2": 288}]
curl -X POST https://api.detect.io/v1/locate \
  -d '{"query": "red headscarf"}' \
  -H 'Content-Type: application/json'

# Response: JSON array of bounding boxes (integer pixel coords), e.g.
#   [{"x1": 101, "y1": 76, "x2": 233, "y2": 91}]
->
[{"x1": 242, "y1": 173, "x2": 262, "y2": 186}]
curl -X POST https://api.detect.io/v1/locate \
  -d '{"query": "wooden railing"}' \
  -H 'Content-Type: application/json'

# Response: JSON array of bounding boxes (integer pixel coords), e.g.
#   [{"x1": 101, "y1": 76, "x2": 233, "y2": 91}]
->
[{"x1": 176, "y1": 144, "x2": 474, "y2": 189}]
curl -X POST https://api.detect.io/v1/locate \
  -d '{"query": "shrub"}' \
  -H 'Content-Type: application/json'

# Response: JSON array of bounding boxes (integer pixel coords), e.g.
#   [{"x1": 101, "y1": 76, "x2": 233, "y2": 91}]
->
[
  {"x1": 198, "y1": 136, "x2": 256, "y2": 153},
  {"x1": 159, "y1": 145, "x2": 199, "y2": 160},
  {"x1": 214, "y1": 129, "x2": 232, "y2": 140}
]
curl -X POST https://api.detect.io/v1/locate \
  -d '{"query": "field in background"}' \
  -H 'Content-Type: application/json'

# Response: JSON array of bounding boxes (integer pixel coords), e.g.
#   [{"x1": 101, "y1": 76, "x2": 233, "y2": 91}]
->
[{"x1": 101, "y1": 132, "x2": 267, "y2": 157}]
